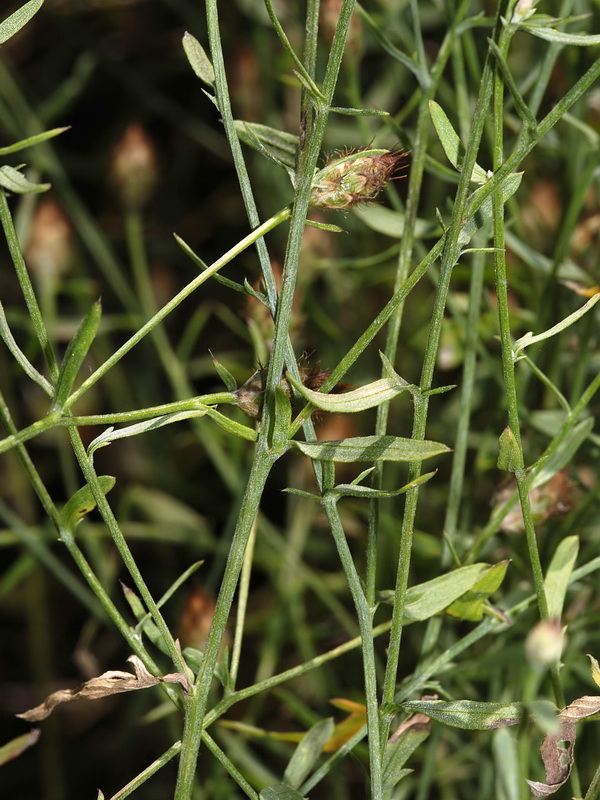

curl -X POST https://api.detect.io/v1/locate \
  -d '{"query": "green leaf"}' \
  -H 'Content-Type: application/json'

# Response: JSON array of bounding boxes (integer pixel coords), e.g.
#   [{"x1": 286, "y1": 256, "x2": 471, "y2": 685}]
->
[
  {"x1": 292, "y1": 435, "x2": 451, "y2": 463},
  {"x1": 520, "y1": 24, "x2": 600, "y2": 46},
  {"x1": 0, "y1": 729, "x2": 40, "y2": 766},
  {"x1": 383, "y1": 715, "x2": 430, "y2": 794},
  {"x1": 259, "y1": 785, "x2": 306, "y2": 800},
  {"x1": 283, "y1": 718, "x2": 334, "y2": 789},
  {"x1": 429, "y1": 101, "x2": 489, "y2": 183},
  {"x1": 0, "y1": 164, "x2": 50, "y2": 194},
  {"x1": 60, "y1": 476, "x2": 116, "y2": 533},
  {"x1": 50, "y1": 300, "x2": 102, "y2": 414},
  {"x1": 497, "y1": 427, "x2": 520, "y2": 473},
  {"x1": 379, "y1": 563, "x2": 496, "y2": 622},
  {"x1": 204, "y1": 407, "x2": 258, "y2": 441},
  {"x1": 444, "y1": 560, "x2": 509, "y2": 621},
  {"x1": 88, "y1": 408, "x2": 209, "y2": 457},
  {"x1": 545, "y1": 536, "x2": 578, "y2": 620},
  {"x1": 235, "y1": 120, "x2": 298, "y2": 171},
  {"x1": 121, "y1": 583, "x2": 165, "y2": 652},
  {"x1": 182, "y1": 32, "x2": 215, "y2": 86},
  {"x1": 329, "y1": 105, "x2": 390, "y2": 117},
  {"x1": 331, "y1": 471, "x2": 436, "y2": 499},
  {"x1": 383, "y1": 567, "x2": 474, "y2": 616},
  {"x1": 211, "y1": 354, "x2": 237, "y2": 391},
  {"x1": 493, "y1": 728, "x2": 521, "y2": 800},
  {"x1": 352, "y1": 204, "x2": 437, "y2": 239},
  {"x1": 531, "y1": 417, "x2": 594, "y2": 489},
  {"x1": 513, "y1": 294, "x2": 600, "y2": 362},
  {"x1": 0, "y1": 0, "x2": 44, "y2": 45},
  {"x1": 304, "y1": 219, "x2": 345, "y2": 233},
  {"x1": 0, "y1": 127, "x2": 69, "y2": 156},
  {"x1": 396, "y1": 699, "x2": 522, "y2": 730},
  {"x1": 288, "y1": 371, "x2": 414, "y2": 414}
]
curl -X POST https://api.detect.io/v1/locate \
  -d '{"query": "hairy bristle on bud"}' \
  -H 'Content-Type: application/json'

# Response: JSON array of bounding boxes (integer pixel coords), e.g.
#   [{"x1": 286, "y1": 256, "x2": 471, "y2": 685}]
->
[{"x1": 310, "y1": 148, "x2": 408, "y2": 210}]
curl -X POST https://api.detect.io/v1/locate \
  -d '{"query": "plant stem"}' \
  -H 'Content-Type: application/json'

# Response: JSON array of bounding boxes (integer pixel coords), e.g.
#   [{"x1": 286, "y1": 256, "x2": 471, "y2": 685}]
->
[
  {"x1": 323, "y1": 494, "x2": 383, "y2": 800},
  {"x1": 380, "y1": 5, "x2": 503, "y2": 727},
  {"x1": 174, "y1": 3, "x2": 358, "y2": 796},
  {"x1": 66, "y1": 206, "x2": 292, "y2": 408}
]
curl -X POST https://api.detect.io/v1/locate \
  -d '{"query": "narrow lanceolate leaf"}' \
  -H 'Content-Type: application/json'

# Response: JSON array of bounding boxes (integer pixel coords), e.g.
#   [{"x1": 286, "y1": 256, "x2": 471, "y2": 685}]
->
[
  {"x1": 545, "y1": 536, "x2": 578, "y2": 620},
  {"x1": 259, "y1": 785, "x2": 306, "y2": 800},
  {"x1": 0, "y1": 729, "x2": 40, "y2": 766},
  {"x1": 429, "y1": 100, "x2": 488, "y2": 183},
  {"x1": 283, "y1": 718, "x2": 334, "y2": 789},
  {"x1": 513, "y1": 293, "x2": 600, "y2": 361},
  {"x1": 292, "y1": 435, "x2": 450, "y2": 463},
  {"x1": 384, "y1": 712, "x2": 430, "y2": 793},
  {"x1": 0, "y1": 127, "x2": 69, "y2": 156},
  {"x1": 182, "y1": 32, "x2": 215, "y2": 86},
  {"x1": 331, "y1": 471, "x2": 436, "y2": 499},
  {"x1": 0, "y1": 0, "x2": 44, "y2": 45},
  {"x1": 234, "y1": 120, "x2": 298, "y2": 172},
  {"x1": 50, "y1": 299, "x2": 102, "y2": 414},
  {"x1": 396, "y1": 699, "x2": 522, "y2": 730},
  {"x1": 0, "y1": 165, "x2": 50, "y2": 194},
  {"x1": 530, "y1": 417, "x2": 593, "y2": 489},
  {"x1": 88, "y1": 408, "x2": 209, "y2": 457},
  {"x1": 288, "y1": 372, "x2": 413, "y2": 413},
  {"x1": 519, "y1": 25, "x2": 600, "y2": 46},
  {"x1": 60, "y1": 476, "x2": 116, "y2": 533}
]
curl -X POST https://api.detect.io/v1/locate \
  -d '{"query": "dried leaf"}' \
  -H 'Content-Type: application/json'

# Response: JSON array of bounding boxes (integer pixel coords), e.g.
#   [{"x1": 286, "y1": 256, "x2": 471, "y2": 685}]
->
[
  {"x1": 526, "y1": 720, "x2": 575, "y2": 797},
  {"x1": 16, "y1": 656, "x2": 190, "y2": 722},
  {"x1": 527, "y1": 693, "x2": 600, "y2": 796},
  {"x1": 559, "y1": 694, "x2": 600, "y2": 723}
]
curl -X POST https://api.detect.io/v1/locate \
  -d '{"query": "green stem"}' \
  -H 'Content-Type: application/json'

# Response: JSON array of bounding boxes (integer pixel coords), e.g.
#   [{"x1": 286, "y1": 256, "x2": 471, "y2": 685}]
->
[
  {"x1": 0, "y1": 188, "x2": 58, "y2": 380},
  {"x1": 466, "y1": 369, "x2": 600, "y2": 561},
  {"x1": 380, "y1": 5, "x2": 503, "y2": 725},
  {"x1": 125, "y1": 210, "x2": 190, "y2": 398},
  {"x1": 323, "y1": 494, "x2": 382, "y2": 800},
  {"x1": 367, "y1": 0, "x2": 472, "y2": 606},
  {"x1": 173, "y1": 2, "x2": 358, "y2": 797},
  {"x1": 0, "y1": 394, "x2": 235, "y2": 455},
  {"x1": 67, "y1": 426, "x2": 189, "y2": 677},
  {"x1": 66, "y1": 206, "x2": 292, "y2": 408}
]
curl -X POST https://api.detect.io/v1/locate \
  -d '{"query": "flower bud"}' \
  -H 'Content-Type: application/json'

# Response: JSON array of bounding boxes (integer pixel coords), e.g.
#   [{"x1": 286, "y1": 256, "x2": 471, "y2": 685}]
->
[
  {"x1": 110, "y1": 123, "x2": 158, "y2": 210},
  {"x1": 26, "y1": 199, "x2": 73, "y2": 286},
  {"x1": 525, "y1": 619, "x2": 566, "y2": 669},
  {"x1": 310, "y1": 148, "x2": 408, "y2": 210}
]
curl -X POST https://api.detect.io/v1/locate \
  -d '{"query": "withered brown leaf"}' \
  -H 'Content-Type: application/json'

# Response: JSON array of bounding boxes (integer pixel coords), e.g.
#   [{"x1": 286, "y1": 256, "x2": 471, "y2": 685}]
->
[
  {"x1": 527, "y1": 694, "x2": 600, "y2": 796},
  {"x1": 16, "y1": 655, "x2": 190, "y2": 723}
]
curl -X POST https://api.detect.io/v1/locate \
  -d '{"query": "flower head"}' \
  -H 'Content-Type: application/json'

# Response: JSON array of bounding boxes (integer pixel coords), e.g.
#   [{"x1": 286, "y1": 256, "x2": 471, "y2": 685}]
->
[{"x1": 310, "y1": 148, "x2": 408, "y2": 210}]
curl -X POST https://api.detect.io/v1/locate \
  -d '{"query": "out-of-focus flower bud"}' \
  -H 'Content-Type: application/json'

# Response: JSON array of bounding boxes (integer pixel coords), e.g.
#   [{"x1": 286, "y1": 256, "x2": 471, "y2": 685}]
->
[
  {"x1": 525, "y1": 619, "x2": 566, "y2": 669},
  {"x1": 110, "y1": 123, "x2": 158, "y2": 210},
  {"x1": 179, "y1": 586, "x2": 230, "y2": 656},
  {"x1": 26, "y1": 199, "x2": 73, "y2": 286},
  {"x1": 310, "y1": 149, "x2": 408, "y2": 210}
]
